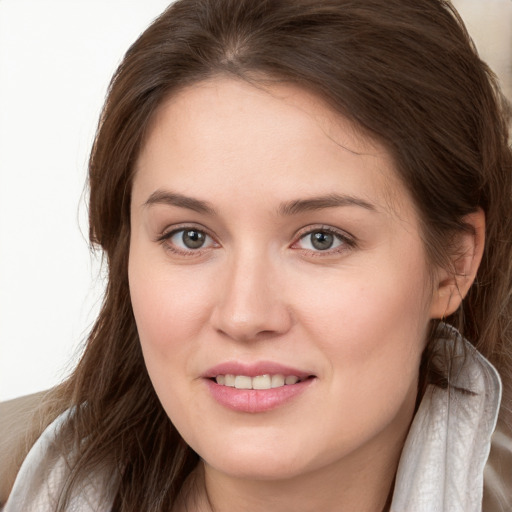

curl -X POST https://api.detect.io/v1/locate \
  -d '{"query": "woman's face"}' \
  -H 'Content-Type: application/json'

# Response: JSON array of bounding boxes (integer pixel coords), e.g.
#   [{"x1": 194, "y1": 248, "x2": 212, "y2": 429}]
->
[{"x1": 129, "y1": 78, "x2": 440, "y2": 481}]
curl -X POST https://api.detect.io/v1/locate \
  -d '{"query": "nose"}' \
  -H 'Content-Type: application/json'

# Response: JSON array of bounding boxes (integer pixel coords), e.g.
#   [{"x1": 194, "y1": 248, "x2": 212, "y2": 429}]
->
[{"x1": 210, "y1": 249, "x2": 293, "y2": 342}]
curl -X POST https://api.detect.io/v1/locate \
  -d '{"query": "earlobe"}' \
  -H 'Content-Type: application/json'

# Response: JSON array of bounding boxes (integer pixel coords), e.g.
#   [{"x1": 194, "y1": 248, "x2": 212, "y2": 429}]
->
[{"x1": 430, "y1": 209, "x2": 485, "y2": 319}]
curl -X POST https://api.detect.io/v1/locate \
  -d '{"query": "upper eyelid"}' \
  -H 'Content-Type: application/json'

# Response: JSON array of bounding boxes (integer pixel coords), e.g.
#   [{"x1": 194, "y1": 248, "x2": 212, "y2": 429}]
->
[
  {"x1": 291, "y1": 225, "x2": 357, "y2": 253},
  {"x1": 157, "y1": 227, "x2": 218, "y2": 256},
  {"x1": 294, "y1": 224, "x2": 355, "y2": 241},
  {"x1": 157, "y1": 223, "x2": 216, "y2": 241}
]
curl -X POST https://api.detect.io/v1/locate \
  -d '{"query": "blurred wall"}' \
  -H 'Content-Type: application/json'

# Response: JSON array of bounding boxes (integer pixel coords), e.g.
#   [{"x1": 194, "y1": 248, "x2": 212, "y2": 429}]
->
[
  {"x1": 0, "y1": 0, "x2": 172, "y2": 401},
  {"x1": 453, "y1": 0, "x2": 512, "y2": 102}
]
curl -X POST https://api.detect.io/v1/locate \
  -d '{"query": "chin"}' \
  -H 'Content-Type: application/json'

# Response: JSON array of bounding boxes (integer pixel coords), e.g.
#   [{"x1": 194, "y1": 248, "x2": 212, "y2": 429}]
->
[
  {"x1": 206, "y1": 453, "x2": 312, "y2": 481},
  {"x1": 192, "y1": 429, "x2": 329, "y2": 482}
]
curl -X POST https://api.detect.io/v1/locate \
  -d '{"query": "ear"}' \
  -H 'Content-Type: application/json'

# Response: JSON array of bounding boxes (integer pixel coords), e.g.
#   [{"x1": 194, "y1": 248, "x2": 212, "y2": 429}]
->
[{"x1": 430, "y1": 209, "x2": 485, "y2": 319}]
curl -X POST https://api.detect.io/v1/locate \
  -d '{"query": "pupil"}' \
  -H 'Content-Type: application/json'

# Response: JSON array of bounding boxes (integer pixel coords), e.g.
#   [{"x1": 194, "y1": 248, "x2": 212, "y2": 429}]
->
[
  {"x1": 311, "y1": 231, "x2": 333, "y2": 250},
  {"x1": 183, "y1": 230, "x2": 205, "y2": 249}
]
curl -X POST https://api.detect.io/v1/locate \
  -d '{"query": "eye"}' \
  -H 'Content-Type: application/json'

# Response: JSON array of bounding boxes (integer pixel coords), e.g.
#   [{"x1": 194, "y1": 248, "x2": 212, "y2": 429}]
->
[
  {"x1": 159, "y1": 227, "x2": 217, "y2": 253},
  {"x1": 294, "y1": 228, "x2": 354, "y2": 253}
]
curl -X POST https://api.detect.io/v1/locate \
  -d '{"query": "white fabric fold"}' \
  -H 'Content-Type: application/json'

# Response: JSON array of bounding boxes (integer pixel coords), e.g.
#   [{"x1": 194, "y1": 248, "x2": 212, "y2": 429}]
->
[
  {"x1": 391, "y1": 327, "x2": 502, "y2": 511},
  {"x1": 4, "y1": 410, "x2": 115, "y2": 512}
]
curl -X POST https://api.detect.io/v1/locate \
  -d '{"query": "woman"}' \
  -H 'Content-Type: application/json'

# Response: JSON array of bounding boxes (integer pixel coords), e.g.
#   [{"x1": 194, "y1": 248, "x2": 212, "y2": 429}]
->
[{"x1": 3, "y1": 0, "x2": 512, "y2": 510}]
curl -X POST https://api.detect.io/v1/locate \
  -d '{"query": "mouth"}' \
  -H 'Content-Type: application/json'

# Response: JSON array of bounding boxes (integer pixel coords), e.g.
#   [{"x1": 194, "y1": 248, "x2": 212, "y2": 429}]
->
[
  {"x1": 203, "y1": 363, "x2": 316, "y2": 413},
  {"x1": 212, "y1": 374, "x2": 313, "y2": 390}
]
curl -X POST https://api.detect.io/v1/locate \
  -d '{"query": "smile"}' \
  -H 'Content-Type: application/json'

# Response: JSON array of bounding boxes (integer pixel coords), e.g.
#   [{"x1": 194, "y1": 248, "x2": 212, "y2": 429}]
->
[
  {"x1": 215, "y1": 374, "x2": 305, "y2": 389},
  {"x1": 203, "y1": 362, "x2": 316, "y2": 412}
]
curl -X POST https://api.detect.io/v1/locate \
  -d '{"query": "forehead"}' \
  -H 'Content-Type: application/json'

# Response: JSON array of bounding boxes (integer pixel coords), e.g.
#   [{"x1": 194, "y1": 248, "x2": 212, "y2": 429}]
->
[{"x1": 133, "y1": 78, "x2": 410, "y2": 217}]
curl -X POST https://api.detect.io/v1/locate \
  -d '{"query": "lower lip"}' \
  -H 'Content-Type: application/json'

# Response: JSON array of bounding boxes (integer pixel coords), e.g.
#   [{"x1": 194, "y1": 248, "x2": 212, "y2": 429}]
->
[{"x1": 205, "y1": 378, "x2": 314, "y2": 413}]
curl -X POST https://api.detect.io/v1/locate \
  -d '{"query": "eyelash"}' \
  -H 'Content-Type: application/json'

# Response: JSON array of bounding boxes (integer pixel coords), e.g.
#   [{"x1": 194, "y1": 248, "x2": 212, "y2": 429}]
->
[
  {"x1": 156, "y1": 225, "x2": 357, "y2": 257},
  {"x1": 156, "y1": 225, "x2": 218, "y2": 257},
  {"x1": 292, "y1": 226, "x2": 357, "y2": 256}
]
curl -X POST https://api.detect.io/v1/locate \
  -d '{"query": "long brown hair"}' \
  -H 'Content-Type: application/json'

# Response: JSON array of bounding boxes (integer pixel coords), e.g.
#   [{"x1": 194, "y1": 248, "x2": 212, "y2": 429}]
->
[{"x1": 37, "y1": 0, "x2": 512, "y2": 509}]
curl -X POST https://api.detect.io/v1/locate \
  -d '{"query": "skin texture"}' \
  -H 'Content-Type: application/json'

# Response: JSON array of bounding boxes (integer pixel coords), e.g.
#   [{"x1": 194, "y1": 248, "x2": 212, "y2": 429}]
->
[{"x1": 128, "y1": 78, "x2": 483, "y2": 512}]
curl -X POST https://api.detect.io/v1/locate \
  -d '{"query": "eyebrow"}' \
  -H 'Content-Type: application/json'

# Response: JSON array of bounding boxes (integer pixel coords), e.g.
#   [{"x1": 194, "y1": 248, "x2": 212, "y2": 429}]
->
[
  {"x1": 143, "y1": 190, "x2": 216, "y2": 215},
  {"x1": 143, "y1": 189, "x2": 376, "y2": 216},
  {"x1": 278, "y1": 194, "x2": 377, "y2": 216}
]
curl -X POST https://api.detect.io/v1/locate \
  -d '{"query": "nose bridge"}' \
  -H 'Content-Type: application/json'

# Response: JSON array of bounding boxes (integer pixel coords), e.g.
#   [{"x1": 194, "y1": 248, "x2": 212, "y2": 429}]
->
[{"x1": 212, "y1": 242, "x2": 291, "y2": 341}]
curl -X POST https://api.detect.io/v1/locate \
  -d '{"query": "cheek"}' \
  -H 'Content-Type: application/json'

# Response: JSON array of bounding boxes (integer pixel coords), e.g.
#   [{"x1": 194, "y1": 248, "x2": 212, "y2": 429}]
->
[
  {"x1": 128, "y1": 252, "x2": 211, "y2": 428},
  {"x1": 293, "y1": 271, "x2": 429, "y2": 451},
  {"x1": 295, "y1": 252, "x2": 432, "y2": 383},
  {"x1": 129, "y1": 254, "x2": 211, "y2": 355},
  {"x1": 305, "y1": 271, "x2": 427, "y2": 319}
]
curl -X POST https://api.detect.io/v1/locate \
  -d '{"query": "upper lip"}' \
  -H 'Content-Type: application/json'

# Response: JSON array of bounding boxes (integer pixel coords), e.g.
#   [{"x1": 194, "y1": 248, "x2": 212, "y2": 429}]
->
[{"x1": 202, "y1": 361, "x2": 314, "y2": 379}]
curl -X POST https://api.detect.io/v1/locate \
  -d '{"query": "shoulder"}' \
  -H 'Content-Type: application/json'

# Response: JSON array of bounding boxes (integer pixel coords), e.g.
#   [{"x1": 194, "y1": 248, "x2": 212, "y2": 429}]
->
[
  {"x1": 392, "y1": 330, "x2": 508, "y2": 511},
  {"x1": 483, "y1": 425, "x2": 512, "y2": 512},
  {"x1": 0, "y1": 391, "x2": 48, "y2": 506},
  {"x1": 1, "y1": 406, "x2": 72, "y2": 511},
  {"x1": 2, "y1": 402, "x2": 117, "y2": 511}
]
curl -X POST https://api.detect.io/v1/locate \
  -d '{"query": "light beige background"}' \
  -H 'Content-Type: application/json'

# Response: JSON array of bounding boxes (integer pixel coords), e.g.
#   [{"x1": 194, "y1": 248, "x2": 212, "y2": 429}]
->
[{"x1": 453, "y1": 0, "x2": 512, "y2": 102}]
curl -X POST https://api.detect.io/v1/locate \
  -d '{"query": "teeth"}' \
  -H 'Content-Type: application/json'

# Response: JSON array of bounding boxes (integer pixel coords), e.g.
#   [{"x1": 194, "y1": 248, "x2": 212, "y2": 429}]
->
[
  {"x1": 215, "y1": 373, "x2": 304, "y2": 389},
  {"x1": 253, "y1": 375, "x2": 272, "y2": 389},
  {"x1": 271, "y1": 374, "x2": 285, "y2": 388},
  {"x1": 234, "y1": 375, "x2": 252, "y2": 389},
  {"x1": 224, "y1": 374, "x2": 236, "y2": 387}
]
